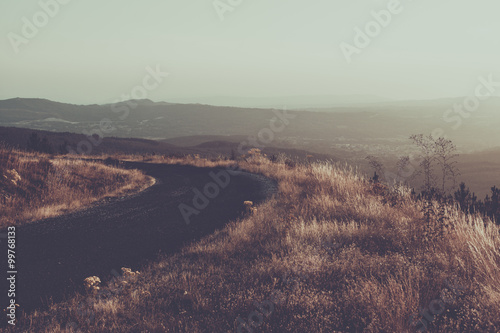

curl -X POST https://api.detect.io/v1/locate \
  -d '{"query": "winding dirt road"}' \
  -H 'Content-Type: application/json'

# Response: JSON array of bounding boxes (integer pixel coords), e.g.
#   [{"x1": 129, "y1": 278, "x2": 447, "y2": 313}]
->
[{"x1": 1, "y1": 161, "x2": 277, "y2": 317}]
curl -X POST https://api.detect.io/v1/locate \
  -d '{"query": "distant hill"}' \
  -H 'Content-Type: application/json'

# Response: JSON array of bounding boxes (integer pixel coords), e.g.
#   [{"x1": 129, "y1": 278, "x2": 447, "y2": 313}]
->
[
  {"x1": 0, "y1": 126, "x2": 331, "y2": 163},
  {"x1": 162, "y1": 135, "x2": 247, "y2": 147},
  {"x1": 2, "y1": 97, "x2": 500, "y2": 150},
  {"x1": 0, "y1": 126, "x2": 193, "y2": 156},
  {"x1": 2, "y1": 97, "x2": 500, "y2": 154},
  {"x1": 166, "y1": 94, "x2": 392, "y2": 109}
]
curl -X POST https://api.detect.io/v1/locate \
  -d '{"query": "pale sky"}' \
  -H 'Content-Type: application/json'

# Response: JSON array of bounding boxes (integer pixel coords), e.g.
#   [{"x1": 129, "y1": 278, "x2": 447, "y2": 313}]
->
[{"x1": 1, "y1": 0, "x2": 499, "y2": 105}]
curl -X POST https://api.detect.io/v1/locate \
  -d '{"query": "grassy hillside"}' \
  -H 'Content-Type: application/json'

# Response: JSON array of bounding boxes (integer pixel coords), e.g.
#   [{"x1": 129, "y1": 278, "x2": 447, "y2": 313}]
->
[
  {"x1": 11, "y1": 152, "x2": 500, "y2": 332},
  {"x1": 0, "y1": 148, "x2": 153, "y2": 227}
]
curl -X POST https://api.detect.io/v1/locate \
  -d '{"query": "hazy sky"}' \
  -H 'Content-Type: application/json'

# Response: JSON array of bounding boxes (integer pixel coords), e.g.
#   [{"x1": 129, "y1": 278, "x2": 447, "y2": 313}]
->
[{"x1": 1, "y1": 0, "x2": 499, "y2": 104}]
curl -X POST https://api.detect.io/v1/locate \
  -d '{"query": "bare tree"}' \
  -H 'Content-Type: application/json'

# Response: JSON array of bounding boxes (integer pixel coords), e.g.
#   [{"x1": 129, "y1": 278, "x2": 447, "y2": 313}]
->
[
  {"x1": 434, "y1": 137, "x2": 459, "y2": 194},
  {"x1": 409, "y1": 134, "x2": 437, "y2": 195},
  {"x1": 366, "y1": 155, "x2": 384, "y2": 177}
]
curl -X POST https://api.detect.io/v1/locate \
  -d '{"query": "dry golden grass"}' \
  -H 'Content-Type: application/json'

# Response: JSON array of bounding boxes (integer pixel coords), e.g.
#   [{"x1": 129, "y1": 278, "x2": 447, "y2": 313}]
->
[
  {"x1": 9, "y1": 153, "x2": 500, "y2": 332},
  {"x1": 0, "y1": 149, "x2": 154, "y2": 227}
]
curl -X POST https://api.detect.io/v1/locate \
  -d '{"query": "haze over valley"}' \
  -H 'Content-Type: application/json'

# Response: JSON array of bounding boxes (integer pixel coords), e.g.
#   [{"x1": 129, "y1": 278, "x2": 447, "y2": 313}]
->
[{"x1": 2, "y1": 95, "x2": 499, "y2": 196}]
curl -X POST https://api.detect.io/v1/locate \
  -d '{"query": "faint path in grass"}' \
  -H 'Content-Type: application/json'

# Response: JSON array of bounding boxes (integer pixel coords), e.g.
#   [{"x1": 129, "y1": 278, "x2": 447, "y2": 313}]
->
[{"x1": 0, "y1": 161, "x2": 277, "y2": 316}]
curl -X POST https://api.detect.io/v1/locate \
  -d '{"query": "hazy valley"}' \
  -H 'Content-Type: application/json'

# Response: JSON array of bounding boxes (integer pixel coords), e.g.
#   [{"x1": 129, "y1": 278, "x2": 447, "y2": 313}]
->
[{"x1": 2, "y1": 97, "x2": 499, "y2": 197}]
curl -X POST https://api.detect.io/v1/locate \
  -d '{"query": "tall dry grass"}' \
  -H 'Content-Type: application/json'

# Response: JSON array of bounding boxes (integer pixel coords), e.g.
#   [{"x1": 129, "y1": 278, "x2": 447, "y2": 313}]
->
[
  {"x1": 9, "y1": 152, "x2": 500, "y2": 332},
  {"x1": 0, "y1": 148, "x2": 153, "y2": 227}
]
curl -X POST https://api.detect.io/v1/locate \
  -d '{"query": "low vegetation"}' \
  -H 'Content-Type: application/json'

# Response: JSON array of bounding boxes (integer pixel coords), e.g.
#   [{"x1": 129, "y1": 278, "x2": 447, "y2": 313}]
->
[
  {"x1": 11, "y1": 150, "x2": 500, "y2": 332},
  {"x1": 0, "y1": 147, "x2": 153, "y2": 227},
  {"x1": 368, "y1": 134, "x2": 500, "y2": 224}
]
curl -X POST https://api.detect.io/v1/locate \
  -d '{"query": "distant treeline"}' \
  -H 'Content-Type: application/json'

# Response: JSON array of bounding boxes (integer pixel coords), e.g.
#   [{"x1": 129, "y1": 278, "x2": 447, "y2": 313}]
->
[{"x1": 452, "y1": 182, "x2": 500, "y2": 223}]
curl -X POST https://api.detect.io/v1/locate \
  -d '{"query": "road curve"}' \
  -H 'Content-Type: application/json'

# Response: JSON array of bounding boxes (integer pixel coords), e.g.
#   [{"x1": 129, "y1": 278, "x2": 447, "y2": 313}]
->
[{"x1": 1, "y1": 161, "x2": 277, "y2": 315}]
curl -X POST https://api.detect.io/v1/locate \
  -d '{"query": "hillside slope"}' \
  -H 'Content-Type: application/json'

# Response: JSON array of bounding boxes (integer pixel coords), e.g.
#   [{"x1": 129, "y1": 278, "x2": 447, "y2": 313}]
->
[
  {"x1": 12, "y1": 153, "x2": 500, "y2": 332},
  {"x1": 0, "y1": 148, "x2": 153, "y2": 227}
]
